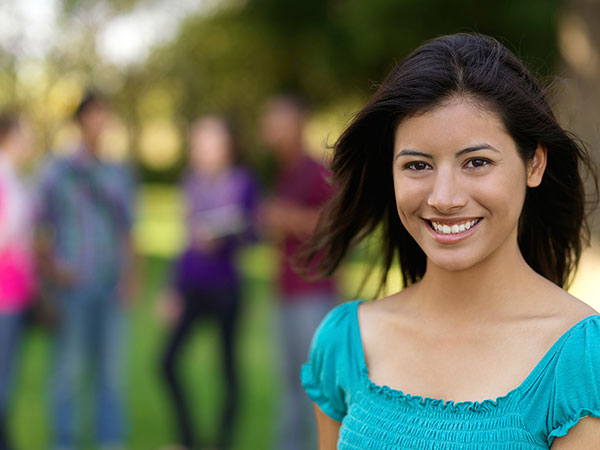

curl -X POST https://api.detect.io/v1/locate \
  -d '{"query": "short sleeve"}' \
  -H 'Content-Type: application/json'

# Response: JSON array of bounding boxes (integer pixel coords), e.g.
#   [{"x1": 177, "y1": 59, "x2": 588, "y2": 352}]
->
[
  {"x1": 548, "y1": 317, "x2": 600, "y2": 444},
  {"x1": 300, "y1": 300, "x2": 361, "y2": 422}
]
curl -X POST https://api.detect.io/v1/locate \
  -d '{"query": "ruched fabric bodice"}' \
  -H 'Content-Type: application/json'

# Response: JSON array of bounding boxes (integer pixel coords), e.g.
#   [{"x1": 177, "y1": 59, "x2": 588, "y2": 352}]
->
[
  {"x1": 340, "y1": 371, "x2": 539, "y2": 449},
  {"x1": 301, "y1": 300, "x2": 600, "y2": 449}
]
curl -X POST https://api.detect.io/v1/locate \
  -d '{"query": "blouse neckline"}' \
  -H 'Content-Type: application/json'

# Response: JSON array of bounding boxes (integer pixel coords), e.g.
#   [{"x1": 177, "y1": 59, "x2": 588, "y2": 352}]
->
[{"x1": 351, "y1": 299, "x2": 600, "y2": 412}]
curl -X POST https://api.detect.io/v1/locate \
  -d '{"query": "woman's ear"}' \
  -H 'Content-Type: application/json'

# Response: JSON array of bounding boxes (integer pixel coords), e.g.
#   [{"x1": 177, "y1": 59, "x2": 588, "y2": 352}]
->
[{"x1": 527, "y1": 144, "x2": 547, "y2": 188}]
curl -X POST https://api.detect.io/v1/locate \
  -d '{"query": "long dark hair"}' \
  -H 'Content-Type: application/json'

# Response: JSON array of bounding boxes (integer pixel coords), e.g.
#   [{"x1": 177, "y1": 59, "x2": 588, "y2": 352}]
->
[{"x1": 303, "y1": 33, "x2": 597, "y2": 291}]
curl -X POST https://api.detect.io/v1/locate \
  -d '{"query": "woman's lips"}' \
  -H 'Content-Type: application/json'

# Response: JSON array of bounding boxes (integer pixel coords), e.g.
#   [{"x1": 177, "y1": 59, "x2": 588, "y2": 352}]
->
[{"x1": 424, "y1": 217, "x2": 483, "y2": 244}]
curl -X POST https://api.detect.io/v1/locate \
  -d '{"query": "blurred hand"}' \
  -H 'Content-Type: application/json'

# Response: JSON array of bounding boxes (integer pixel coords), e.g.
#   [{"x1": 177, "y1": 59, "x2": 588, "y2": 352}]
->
[
  {"x1": 119, "y1": 237, "x2": 141, "y2": 307},
  {"x1": 192, "y1": 237, "x2": 222, "y2": 253},
  {"x1": 191, "y1": 224, "x2": 223, "y2": 253},
  {"x1": 259, "y1": 199, "x2": 321, "y2": 238},
  {"x1": 258, "y1": 199, "x2": 290, "y2": 238},
  {"x1": 155, "y1": 289, "x2": 183, "y2": 327},
  {"x1": 119, "y1": 272, "x2": 141, "y2": 307},
  {"x1": 35, "y1": 233, "x2": 78, "y2": 287},
  {"x1": 51, "y1": 260, "x2": 78, "y2": 287}
]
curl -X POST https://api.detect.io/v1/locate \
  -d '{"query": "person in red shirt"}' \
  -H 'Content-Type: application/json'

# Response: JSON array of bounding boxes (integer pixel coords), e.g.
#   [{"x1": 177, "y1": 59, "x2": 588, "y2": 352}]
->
[{"x1": 260, "y1": 95, "x2": 338, "y2": 450}]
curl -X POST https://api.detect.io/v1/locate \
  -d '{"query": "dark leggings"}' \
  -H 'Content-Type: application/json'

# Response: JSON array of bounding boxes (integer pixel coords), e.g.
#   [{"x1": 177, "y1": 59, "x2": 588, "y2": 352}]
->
[
  {"x1": 0, "y1": 416, "x2": 10, "y2": 450},
  {"x1": 161, "y1": 284, "x2": 240, "y2": 449}
]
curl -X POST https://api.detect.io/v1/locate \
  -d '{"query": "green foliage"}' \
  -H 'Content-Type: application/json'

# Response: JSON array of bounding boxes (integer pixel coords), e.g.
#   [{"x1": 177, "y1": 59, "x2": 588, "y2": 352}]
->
[
  {"x1": 125, "y1": 0, "x2": 561, "y2": 181},
  {"x1": 147, "y1": 0, "x2": 561, "y2": 111},
  {"x1": 60, "y1": 0, "x2": 142, "y2": 14}
]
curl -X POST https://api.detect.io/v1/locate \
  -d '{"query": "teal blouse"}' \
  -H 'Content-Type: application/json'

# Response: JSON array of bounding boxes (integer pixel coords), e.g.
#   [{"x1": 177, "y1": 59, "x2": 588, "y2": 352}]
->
[{"x1": 300, "y1": 300, "x2": 600, "y2": 449}]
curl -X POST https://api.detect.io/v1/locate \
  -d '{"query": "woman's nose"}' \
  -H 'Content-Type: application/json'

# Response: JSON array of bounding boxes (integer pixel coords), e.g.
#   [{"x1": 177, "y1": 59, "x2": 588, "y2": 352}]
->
[{"x1": 426, "y1": 170, "x2": 468, "y2": 213}]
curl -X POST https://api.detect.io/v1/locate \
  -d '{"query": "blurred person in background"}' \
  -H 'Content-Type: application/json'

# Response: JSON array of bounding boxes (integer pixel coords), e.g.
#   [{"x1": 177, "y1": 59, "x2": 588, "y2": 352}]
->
[
  {"x1": 36, "y1": 92, "x2": 136, "y2": 450},
  {"x1": 158, "y1": 116, "x2": 257, "y2": 450},
  {"x1": 0, "y1": 113, "x2": 36, "y2": 450},
  {"x1": 260, "y1": 95, "x2": 337, "y2": 450}
]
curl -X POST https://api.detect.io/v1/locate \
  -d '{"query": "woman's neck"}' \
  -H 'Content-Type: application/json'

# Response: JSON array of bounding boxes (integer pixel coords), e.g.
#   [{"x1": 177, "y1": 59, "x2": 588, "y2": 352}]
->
[{"x1": 412, "y1": 241, "x2": 543, "y2": 324}]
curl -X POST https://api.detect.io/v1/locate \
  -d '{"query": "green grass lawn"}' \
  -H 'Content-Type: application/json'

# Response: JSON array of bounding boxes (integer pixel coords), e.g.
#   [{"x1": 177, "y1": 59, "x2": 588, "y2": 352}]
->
[{"x1": 11, "y1": 251, "x2": 282, "y2": 450}]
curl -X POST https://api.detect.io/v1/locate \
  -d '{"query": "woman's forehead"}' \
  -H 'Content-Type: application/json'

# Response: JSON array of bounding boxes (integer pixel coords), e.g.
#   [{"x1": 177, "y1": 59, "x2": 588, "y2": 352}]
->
[{"x1": 393, "y1": 99, "x2": 511, "y2": 154}]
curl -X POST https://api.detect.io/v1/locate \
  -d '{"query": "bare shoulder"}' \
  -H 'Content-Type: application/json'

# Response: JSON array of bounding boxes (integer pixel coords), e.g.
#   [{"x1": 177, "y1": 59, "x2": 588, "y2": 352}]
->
[
  {"x1": 542, "y1": 281, "x2": 598, "y2": 325},
  {"x1": 358, "y1": 287, "x2": 417, "y2": 325},
  {"x1": 357, "y1": 287, "x2": 420, "y2": 356},
  {"x1": 526, "y1": 276, "x2": 598, "y2": 342}
]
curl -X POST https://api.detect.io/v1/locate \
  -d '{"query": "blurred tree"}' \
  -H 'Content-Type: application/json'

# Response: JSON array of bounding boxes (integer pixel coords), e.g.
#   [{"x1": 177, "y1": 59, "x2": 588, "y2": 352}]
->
[
  {"x1": 555, "y1": 0, "x2": 600, "y2": 235},
  {"x1": 61, "y1": 0, "x2": 143, "y2": 14},
  {"x1": 0, "y1": 0, "x2": 566, "y2": 181},
  {"x1": 132, "y1": 0, "x2": 560, "y2": 180},
  {"x1": 148, "y1": 0, "x2": 561, "y2": 110}
]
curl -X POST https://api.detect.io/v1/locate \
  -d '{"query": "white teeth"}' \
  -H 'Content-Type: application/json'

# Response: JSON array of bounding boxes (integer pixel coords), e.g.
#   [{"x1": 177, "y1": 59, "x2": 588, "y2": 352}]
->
[{"x1": 430, "y1": 219, "x2": 479, "y2": 235}]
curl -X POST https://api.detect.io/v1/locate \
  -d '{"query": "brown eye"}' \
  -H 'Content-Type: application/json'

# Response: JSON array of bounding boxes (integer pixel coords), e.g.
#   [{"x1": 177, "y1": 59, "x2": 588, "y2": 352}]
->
[
  {"x1": 465, "y1": 158, "x2": 490, "y2": 169},
  {"x1": 405, "y1": 161, "x2": 431, "y2": 171}
]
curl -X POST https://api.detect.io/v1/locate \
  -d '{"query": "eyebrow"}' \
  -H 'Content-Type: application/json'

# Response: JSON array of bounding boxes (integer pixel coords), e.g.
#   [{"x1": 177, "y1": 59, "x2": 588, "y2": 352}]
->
[{"x1": 394, "y1": 144, "x2": 500, "y2": 160}]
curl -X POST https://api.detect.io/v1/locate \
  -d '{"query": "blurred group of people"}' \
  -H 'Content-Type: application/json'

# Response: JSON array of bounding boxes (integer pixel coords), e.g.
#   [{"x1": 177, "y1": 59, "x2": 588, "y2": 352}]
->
[{"x1": 0, "y1": 92, "x2": 336, "y2": 450}]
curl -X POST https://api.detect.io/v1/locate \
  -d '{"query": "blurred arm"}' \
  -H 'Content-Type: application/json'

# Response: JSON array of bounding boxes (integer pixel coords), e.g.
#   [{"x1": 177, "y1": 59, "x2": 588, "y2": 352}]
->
[
  {"x1": 119, "y1": 234, "x2": 141, "y2": 306},
  {"x1": 117, "y1": 166, "x2": 141, "y2": 305},
  {"x1": 260, "y1": 200, "x2": 322, "y2": 238},
  {"x1": 33, "y1": 164, "x2": 77, "y2": 286},
  {"x1": 314, "y1": 403, "x2": 341, "y2": 450},
  {"x1": 0, "y1": 182, "x2": 14, "y2": 249}
]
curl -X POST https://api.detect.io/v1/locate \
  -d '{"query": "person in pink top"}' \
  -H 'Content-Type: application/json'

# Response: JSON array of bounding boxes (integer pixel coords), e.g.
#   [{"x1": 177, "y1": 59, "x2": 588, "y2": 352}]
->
[
  {"x1": 260, "y1": 95, "x2": 337, "y2": 450},
  {"x1": 0, "y1": 112, "x2": 36, "y2": 450}
]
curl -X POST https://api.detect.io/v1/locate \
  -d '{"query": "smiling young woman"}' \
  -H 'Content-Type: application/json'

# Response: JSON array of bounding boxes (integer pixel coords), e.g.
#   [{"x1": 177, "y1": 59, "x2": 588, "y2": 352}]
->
[
  {"x1": 299, "y1": 34, "x2": 600, "y2": 449},
  {"x1": 392, "y1": 98, "x2": 545, "y2": 273}
]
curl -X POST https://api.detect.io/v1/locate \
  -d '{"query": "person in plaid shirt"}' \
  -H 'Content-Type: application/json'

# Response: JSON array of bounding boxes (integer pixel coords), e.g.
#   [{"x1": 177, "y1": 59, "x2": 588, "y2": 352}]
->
[{"x1": 36, "y1": 93, "x2": 136, "y2": 450}]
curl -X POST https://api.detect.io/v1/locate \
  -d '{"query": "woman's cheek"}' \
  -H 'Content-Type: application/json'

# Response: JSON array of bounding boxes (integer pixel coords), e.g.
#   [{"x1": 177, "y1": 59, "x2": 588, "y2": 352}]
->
[
  {"x1": 470, "y1": 177, "x2": 525, "y2": 218},
  {"x1": 394, "y1": 184, "x2": 425, "y2": 223}
]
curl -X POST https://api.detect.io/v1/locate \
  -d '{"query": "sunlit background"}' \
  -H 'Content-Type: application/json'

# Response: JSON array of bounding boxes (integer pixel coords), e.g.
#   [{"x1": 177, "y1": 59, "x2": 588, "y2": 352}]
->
[{"x1": 2, "y1": 0, "x2": 600, "y2": 448}]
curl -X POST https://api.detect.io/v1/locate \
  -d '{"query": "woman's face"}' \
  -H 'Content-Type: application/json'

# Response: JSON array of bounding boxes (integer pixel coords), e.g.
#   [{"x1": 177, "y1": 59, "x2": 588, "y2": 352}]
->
[
  {"x1": 189, "y1": 118, "x2": 233, "y2": 175},
  {"x1": 392, "y1": 98, "x2": 546, "y2": 272}
]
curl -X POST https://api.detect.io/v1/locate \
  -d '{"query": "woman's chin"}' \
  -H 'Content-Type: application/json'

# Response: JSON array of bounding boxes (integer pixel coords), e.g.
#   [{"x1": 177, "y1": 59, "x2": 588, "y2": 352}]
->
[{"x1": 426, "y1": 255, "x2": 479, "y2": 273}]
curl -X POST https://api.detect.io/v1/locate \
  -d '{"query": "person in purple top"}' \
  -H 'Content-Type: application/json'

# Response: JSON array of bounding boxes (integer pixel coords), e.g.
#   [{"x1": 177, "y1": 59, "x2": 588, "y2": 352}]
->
[
  {"x1": 260, "y1": 95, "x2": 338, "y2": 450},
  {"x1": 159, "y1": 116, "x2": 257, "y2": 450}
]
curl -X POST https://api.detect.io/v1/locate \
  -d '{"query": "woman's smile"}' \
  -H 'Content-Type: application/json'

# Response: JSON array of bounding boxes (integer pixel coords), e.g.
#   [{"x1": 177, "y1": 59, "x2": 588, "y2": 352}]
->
[{"x1": 424, "y1": 217, "x2": 483, "y2": 244}]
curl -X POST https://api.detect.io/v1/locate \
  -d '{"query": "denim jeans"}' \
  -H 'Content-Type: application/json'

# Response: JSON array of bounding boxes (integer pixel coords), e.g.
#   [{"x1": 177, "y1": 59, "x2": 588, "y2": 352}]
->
[
  {"x1": 50, "y1": 282, "x2": 126, "y2": 450},
  {"x1": 275, "y1": 292, "x2": 336, "y2": 450},
  {"x1": 0, "y1": 312, "x2": 23, "y2": 450}
]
